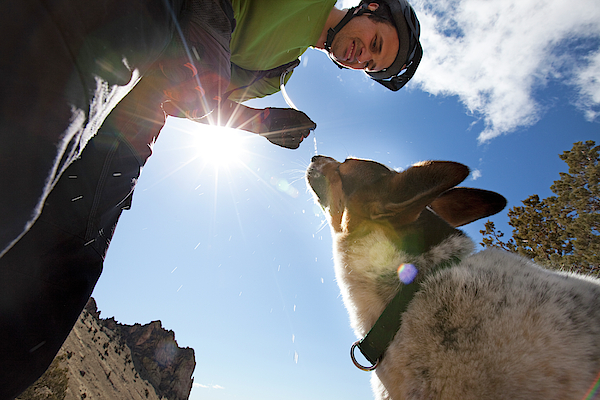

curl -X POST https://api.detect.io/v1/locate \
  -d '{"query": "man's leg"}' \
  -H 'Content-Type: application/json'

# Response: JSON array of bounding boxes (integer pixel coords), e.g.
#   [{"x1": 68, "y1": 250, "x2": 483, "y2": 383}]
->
[
  {"x1": 0, "y1": 0, "x2": 183, "y2": 257},
  {"x1": 0, "y1": 85, "x2": 165, "y2": 398},
  {"x1": 0, "y1": 1, "x2": 235, "y2": 394}
]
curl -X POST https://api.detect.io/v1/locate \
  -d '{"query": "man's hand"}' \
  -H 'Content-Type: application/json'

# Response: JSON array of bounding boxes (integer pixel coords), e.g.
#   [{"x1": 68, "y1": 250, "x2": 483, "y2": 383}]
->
[
  {"x1": 162, "y1": 100, "x2": 316, "y2": 150},
  {"x1": 256, "y1": 108, "x2": 316, "y2": 149}
]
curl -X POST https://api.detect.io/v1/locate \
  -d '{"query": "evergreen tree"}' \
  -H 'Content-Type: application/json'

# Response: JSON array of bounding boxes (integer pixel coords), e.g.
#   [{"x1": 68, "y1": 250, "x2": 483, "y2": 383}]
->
[{"x1": 481, "y1": 140, "x2": 600, "y2": 276}]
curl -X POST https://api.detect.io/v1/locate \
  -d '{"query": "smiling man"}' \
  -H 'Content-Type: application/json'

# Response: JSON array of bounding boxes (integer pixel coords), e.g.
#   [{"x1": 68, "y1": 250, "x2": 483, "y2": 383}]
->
[
  {"x1": 212, "y1": 0, "x2": 423, "y2": 138},
  {"x1": 326, "y1": 6, "x2": 401, "y2": 73},
  {"x1": 320, "y1": 1, "x2": 419, "y2": 84},
  {"x1": 181, "y1": 0, "x2": 423, "y2": 153},
  {"x1": 225, "y1": 0, "x2": 422, "y2": 99}
]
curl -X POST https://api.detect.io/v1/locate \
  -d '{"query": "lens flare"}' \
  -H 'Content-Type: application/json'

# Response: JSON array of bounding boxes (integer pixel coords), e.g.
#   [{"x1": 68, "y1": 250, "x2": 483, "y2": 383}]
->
[
  {"x1": 270, "y1": 176, "x2": 299, "y2": 198},
  {"x1": 397, "y1": 263, "x2": 418, "y2": 284},
  {"x1": 583, "y1": 369, "x2": 600, "y2": 399},
  {"x1": 155, "y1": 339, "x2": 178, "y2": 367}
]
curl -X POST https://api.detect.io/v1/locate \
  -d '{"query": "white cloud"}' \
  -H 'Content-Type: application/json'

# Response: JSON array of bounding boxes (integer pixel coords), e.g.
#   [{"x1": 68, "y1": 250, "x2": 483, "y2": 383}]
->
[
  {"x1": 409, "y1": 0, "x2": 600, "y2": 142},
  {"x1": 572, "y1": 49, "x2": 600, "y2": 121},
  {"x1": 471, "y1": 169, "x2": 482, "y2": 180},
  {"x1": 193, "y1": 383, "x2": 225, "y2": 390}
]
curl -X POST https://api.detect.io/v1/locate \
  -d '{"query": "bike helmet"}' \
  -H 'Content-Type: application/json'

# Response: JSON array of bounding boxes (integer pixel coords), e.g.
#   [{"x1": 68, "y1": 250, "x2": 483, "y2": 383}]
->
[{"x1": 324, "y1": 0, "x2": 422, "y2": 91}]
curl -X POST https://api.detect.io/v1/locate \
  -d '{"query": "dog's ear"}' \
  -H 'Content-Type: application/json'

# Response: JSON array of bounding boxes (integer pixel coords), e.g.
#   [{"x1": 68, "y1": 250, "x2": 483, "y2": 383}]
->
[
  {"x1": 370, "y1": 161, "x2": 470, "y2": 224},
  {"x1": 429, "y1": 188, "x2": 507, "y2": 227}
]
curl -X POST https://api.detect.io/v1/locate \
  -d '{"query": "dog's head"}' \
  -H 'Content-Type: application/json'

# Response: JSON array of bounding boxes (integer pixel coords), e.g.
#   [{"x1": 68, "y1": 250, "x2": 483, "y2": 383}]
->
[{"x1": 306, "y1": 156, "x2": 506, "y2": 250}]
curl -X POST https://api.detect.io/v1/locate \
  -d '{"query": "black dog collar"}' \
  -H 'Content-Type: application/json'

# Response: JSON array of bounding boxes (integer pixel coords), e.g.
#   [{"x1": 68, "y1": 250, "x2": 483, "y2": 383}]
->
[{"x1": 351, "y1": 256, "x2": 461, "y2": 371}]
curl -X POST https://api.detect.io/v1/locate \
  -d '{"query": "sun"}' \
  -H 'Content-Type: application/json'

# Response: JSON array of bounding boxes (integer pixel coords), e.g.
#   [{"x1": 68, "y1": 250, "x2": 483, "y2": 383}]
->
[{"x1": 185, "y1": 123, "x2": 250, "y2": 168}]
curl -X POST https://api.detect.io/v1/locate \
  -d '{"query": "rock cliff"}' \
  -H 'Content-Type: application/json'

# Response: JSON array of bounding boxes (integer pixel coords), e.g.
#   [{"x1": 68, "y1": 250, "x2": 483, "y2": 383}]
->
[{"x1": 17, "y1": 298, "x2": 195, "y2": 400}]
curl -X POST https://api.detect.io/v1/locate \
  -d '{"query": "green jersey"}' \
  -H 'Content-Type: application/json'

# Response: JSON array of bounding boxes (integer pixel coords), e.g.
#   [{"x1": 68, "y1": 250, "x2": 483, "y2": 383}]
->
[{"x1": 227, "y1": 0, "x2": 336, "y2": 101}]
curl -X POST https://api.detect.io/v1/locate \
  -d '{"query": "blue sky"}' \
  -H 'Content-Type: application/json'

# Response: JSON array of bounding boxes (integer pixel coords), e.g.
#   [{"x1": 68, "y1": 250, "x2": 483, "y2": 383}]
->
[{"x1": 92, "y1": 0, "x2": 599, "y2": 399}]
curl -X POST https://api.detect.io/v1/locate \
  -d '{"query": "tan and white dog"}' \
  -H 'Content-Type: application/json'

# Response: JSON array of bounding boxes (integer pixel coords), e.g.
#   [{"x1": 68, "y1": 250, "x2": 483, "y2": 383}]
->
[{"x1": 306, "y1": 155, "x2": 600, "y2": 400}]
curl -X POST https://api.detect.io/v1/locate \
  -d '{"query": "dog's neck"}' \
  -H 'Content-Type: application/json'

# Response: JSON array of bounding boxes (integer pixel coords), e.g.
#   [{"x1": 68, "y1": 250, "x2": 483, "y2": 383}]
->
[{"x1": 333, "y1": 219, "x2": 474, "y2": 337}]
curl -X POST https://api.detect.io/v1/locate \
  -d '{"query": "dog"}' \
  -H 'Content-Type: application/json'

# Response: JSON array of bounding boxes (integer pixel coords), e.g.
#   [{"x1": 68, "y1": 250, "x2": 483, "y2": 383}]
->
[{"x1": 306, "y1": 155, "x2": 600, "y2": 400}]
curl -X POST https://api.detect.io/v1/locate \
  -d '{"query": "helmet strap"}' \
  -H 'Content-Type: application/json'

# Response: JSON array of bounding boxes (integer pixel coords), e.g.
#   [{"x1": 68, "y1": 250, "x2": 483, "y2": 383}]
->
[{"x1": 324, "y1": 4, "x2": 371, "y2": 55}]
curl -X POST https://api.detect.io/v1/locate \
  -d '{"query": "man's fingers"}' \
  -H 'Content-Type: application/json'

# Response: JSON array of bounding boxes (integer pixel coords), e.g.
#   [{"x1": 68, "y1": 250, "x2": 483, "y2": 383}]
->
[{"x1": 261, "y1": 128, "x2": 311, "y2": 149}]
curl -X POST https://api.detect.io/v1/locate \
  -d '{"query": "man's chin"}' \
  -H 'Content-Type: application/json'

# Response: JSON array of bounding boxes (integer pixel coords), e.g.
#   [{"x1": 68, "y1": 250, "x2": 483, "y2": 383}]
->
[
  {"x1": 330, "y1": 53, "x2": 354, "y2": 69},
  {"x1": 337, "y1": 60, "x2": 360, "y2": 70}
]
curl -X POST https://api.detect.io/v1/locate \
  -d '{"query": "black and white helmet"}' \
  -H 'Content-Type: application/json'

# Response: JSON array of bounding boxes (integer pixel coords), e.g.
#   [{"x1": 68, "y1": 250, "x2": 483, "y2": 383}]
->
[{"x1": 324, "y1": 0, "x2": 422, "y2": 91}]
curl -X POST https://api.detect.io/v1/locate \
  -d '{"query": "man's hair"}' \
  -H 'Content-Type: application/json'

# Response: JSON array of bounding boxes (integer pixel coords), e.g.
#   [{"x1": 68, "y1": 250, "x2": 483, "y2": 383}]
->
[{"x1": 366, "y1": 1, "x2": 396, "y2": 28}]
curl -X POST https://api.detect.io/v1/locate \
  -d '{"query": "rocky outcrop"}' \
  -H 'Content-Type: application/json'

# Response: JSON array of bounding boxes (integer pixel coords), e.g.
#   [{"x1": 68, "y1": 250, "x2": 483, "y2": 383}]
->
[
  {"x1": 18, "y1": 298, "x2": 195, "y2": 400},
  {"x1": 103, "y1": 312, "x2": 196, "y2": 400}
]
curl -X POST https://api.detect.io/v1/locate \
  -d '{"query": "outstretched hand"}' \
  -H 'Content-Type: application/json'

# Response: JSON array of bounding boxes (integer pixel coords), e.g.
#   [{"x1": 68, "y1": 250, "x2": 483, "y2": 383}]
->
[
  {"x1": 256, "y1": 108, "x2": 316, "y2": 149},
  {"x1": 162, "y1": 100, "x2": 316, "y2": 150}
]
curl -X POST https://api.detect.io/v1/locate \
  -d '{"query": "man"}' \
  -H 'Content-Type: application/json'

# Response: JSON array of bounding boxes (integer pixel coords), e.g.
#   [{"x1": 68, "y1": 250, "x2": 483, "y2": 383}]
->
[
  {"x1": 158, "y1": 0, "x2": 423, "y2": 143},
  {"x1": 0, "y1": 0, "x2": 422, "y2": 397}
]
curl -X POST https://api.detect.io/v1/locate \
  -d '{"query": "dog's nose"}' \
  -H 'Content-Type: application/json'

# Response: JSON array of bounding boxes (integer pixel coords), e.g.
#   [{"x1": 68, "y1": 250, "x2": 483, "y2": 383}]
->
[{"x1": 311, "y1": 155, "x2": 322, "y2": 163}]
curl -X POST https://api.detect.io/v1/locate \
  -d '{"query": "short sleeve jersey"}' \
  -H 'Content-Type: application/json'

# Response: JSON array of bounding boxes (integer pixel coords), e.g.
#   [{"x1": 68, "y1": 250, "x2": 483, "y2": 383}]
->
[{"x1": 227, "y1": 0, "x2": 336, "y2": 101}]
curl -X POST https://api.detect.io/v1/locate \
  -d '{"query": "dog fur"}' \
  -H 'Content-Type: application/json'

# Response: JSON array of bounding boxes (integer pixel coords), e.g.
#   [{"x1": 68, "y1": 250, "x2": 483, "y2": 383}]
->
[{"x1": 306, "y1": 155, "x2": 600, "y2": 400}]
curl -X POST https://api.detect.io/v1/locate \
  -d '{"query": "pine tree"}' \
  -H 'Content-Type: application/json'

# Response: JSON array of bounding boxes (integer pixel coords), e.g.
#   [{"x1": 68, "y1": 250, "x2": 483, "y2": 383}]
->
[{"x1": 481, "y1": 140, "x2": 600, "y2": 277}]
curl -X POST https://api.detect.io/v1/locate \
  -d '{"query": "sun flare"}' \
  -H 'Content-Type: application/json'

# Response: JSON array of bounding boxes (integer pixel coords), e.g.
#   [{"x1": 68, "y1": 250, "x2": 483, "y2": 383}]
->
[{"x1": 186, "y1": 124, "x2": 249, "y2": 167}]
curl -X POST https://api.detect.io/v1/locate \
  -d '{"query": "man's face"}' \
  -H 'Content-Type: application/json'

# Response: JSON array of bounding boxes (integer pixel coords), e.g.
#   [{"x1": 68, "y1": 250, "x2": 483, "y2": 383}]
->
[{"x1": 330, "y1": 5, "x2": 399, "y2": 72}]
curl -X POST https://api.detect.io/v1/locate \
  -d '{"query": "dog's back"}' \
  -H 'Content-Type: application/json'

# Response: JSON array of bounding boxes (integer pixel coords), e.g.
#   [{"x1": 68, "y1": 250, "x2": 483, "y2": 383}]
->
[
  {"x1": 382, "y1": 248, "x2": 600, "y2": 400},
  {"x1": 306, "y1": 156, "x2": 600, "y2": 400}
]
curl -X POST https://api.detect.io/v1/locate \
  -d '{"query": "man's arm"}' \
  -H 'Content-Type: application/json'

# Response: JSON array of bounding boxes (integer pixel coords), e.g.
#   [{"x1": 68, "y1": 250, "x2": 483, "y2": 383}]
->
[
  {"x1": 163, "y1": 99, "x2": 316, "y2": 150},
  {"x1": 197, "y1": 99, "x2": 263, "y2": 132}
]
